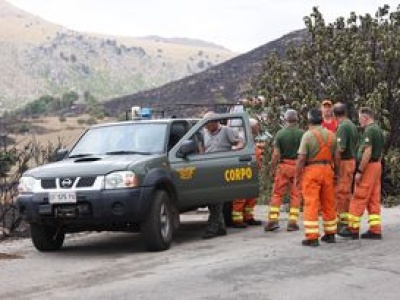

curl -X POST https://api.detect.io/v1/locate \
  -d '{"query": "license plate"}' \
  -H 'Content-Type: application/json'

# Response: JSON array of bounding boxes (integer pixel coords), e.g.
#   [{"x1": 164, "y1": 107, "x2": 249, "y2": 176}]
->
[{"x1": 49, "y1": 192, "x2": 77, "y2": 204}]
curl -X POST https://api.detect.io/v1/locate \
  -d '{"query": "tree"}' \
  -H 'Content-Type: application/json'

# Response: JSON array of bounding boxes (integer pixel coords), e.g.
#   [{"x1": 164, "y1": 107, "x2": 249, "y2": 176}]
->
[
  {"x1": 62, "y1": 91, "x2": 79, "y2": 105},
  {"x1": 25, "y1": 95, "x2": 54, "y2": 115},
  {"x1": 250, "y1": 5, "x2": 400, "y2": 200}
]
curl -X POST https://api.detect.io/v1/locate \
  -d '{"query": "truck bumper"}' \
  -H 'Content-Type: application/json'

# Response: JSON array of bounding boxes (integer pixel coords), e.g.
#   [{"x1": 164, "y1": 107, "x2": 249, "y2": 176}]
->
[{"x1": 17, "y1": 187, "x2": 153, "y2": 226}]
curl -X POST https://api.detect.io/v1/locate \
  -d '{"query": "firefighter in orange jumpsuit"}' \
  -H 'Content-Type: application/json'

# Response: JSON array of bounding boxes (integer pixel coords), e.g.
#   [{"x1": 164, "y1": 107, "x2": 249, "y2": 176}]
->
[
  {"x1": 265, "y1": 109, "x2": 304, "y2": 232},
  {"x1": 295, "y1": 108, "x2": 339, "y2": 247},
  {"x1": 339, "y1": 107, "x2": 384, "y2": 240},
  {"x1": 231, "y1": 118, "x2": 262, "y2": 227},
  {"x1": 333, "y1": 103, "x2": 358, "y2": 230}
]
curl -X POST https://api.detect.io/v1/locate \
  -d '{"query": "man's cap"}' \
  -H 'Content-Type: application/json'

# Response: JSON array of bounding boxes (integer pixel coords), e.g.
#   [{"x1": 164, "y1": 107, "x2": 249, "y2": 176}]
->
[
  {"x1": 284, "y1": 109, "x2": 298, "y2": 122},
  {"x1": 321, "y1": 99, "x2": 333, "y2": 106},
  {"x1": 203, "y1": 111, "x2": 217, "y2": 118},
  {"x1": 249, "y1": 118, "x2": 259, "y2": 127}
]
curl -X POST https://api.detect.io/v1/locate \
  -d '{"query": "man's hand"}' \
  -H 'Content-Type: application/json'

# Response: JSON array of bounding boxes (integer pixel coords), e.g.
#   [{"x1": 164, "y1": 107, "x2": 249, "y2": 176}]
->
[
  {"x1": 355, "y1": 172, "x2": 362, "y2": 184},
  {"x1": 295, "y1": 154, "x2": 306, "y2": 188},
  {"x1": 294, "y1": 176, "x2": 300, "y2": 187},
  {"x1": 270, "y1": 148, "x2": 279, "y2": 180},
  {"x1": 270, "y1": 169, "x2": 276, "y2": 179},
  {"x1": 333, "y1": 174, "x2": 339, "y2": 185}
]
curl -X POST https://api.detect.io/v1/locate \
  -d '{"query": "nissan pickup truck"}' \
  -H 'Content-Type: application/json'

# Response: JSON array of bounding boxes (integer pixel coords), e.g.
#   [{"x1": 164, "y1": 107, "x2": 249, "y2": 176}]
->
[{"x1": 17, "y1": 112, "x2": 259, "y2": 251}]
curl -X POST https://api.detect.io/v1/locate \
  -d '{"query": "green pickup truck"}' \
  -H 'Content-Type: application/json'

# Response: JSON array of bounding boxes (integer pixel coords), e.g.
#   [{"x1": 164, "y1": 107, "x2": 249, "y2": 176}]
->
[{"x1": 17, "y1": 112, "x2": 259, "y2": 251}]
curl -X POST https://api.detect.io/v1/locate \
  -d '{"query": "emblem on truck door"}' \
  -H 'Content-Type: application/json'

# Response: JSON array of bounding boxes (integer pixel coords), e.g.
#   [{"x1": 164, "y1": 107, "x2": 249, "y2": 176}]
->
[{"x1": 176, "y1": 167, "x2": 196, "y2": 180}]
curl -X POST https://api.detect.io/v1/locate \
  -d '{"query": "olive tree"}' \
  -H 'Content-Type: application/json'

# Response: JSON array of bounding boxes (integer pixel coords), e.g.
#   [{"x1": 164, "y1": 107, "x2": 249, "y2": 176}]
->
[{"x1": 250, "y1": 5, "x2": 400, "y2": 201}]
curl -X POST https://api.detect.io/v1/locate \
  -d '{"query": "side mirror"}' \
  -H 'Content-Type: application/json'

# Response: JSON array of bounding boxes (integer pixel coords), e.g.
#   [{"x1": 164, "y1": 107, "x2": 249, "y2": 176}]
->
[
  {"x1": 53, "y1": 149, "x2": 69, "y2": 162},
  {"x1": 176, "y1": 140, "x2": 197, "y2": 158}
]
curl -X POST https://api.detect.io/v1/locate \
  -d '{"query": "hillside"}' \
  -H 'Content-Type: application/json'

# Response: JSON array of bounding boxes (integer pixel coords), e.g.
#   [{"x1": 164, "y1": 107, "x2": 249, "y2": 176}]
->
[
  {"x1": 0, "y1": 0, "x2": 236, "y2": 113},
  {"x1": 104, "y1": 30, "x2": 307, "y2": 117}
]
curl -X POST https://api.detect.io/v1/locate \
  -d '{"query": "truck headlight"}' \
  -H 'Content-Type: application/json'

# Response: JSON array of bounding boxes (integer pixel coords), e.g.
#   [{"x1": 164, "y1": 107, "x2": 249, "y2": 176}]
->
[
  {"x1": 104, "y1": 171, "x2": 138, "y2": 189},
  {"x1": 18, "y1": 176, "x2": 36, "y2": 193}
]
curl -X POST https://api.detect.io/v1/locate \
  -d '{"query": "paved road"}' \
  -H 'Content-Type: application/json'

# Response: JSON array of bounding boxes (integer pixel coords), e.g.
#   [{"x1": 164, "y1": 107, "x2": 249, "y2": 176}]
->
[{"x1": 1, "y1": 207, "x2": 400, "y2": 300}]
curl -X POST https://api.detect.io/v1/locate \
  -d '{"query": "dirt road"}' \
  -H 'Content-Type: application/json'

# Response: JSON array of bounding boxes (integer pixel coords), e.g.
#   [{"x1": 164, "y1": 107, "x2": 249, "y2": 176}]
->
[{"x1": 1, "y1": 206, "x2": 400, "y2": 300}]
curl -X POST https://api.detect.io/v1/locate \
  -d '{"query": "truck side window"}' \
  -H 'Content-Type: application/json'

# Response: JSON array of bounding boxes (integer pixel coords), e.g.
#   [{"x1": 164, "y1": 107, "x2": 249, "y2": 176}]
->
[{"x1": 168, "y1": 122, "x2": 188, "y2": 151}]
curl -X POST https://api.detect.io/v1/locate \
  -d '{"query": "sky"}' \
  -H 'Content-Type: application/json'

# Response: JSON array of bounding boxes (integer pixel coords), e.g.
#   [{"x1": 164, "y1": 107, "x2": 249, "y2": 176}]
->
[{"x1": 7, "y1": 0, "x2": 400, "y2": 52}]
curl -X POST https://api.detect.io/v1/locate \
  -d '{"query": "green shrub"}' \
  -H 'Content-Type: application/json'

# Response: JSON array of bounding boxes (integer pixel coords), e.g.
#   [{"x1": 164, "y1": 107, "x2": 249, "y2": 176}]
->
[
  {"x1": 17, "y1": 123, "x2": 30, "y2": 134},
  {"x1": 86, "y1": 117, "x2": 97, "y2": 125}
]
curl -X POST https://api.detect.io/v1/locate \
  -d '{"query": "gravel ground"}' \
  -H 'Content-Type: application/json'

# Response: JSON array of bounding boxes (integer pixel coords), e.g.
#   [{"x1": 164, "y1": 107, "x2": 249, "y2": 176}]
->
[{"x1": 1, "y1": 206, "x2": 400, "y2": 300}]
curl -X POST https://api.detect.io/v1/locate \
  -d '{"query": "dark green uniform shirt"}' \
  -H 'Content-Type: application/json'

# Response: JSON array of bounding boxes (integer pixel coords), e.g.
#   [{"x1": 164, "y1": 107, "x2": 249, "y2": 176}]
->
[
  {"x1": 274, "y1": 126, "x2": 304, "y2": 159},
  {"x1": 357, "y1": 122, "x2": 384, "y2": 162},
  {"x1": 335, "y1": 118, "x2": 358, "y2": 159}
]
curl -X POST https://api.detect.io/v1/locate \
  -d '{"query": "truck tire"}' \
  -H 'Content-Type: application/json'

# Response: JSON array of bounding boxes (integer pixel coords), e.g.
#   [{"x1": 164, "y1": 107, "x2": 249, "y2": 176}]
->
[
  {"x1": 142, "y1": 190, "x2": 173, "y2": 251},
  {"x1": 30, "y1": 223, "x2": 65, "y2": 252}
]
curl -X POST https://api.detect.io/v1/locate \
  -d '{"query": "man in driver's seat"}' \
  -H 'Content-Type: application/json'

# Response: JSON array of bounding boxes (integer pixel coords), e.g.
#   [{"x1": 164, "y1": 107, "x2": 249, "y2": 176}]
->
[{"x1": 202, "y1": 111, "x2": 244, "y2": 239}]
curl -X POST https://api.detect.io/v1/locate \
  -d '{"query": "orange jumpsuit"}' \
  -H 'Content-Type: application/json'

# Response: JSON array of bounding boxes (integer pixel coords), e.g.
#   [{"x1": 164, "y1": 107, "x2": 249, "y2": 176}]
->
[
  {"x1": 348, "y1": 121, "x2": 384, "y2": 235},
  {"x1": 232, "y1": 145, "x2": 263, "y2": 224},
  {"x1": 335, "y1": 159, "x2": 356, "y2": 226},
  {"x1": 267, "y1": 159, "x2": 301, "y2": 224},
  {"x1": 348, "y1": 162, "x2": 382, "y2": 234},
  {"x1": 302, "y1": 130, "x2": 337, "y2": 240}
]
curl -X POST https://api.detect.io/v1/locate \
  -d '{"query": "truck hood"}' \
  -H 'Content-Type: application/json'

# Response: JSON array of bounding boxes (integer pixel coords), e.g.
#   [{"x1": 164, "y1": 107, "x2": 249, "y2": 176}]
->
[{"x1": 24, "y1": 154, "x2": 157, "y2": 178}]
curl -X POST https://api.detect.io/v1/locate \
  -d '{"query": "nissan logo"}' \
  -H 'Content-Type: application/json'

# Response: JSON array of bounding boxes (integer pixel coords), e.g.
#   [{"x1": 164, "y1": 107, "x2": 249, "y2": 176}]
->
[{"x1": 60, "y1": 178, "x2": 73, "y2": 188}]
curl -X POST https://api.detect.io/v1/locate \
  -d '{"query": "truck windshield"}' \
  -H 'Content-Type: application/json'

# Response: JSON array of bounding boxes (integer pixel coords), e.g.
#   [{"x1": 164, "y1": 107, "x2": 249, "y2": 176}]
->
[{"x1": 69, "y1": 123, "x2": 168, "y2": 157}]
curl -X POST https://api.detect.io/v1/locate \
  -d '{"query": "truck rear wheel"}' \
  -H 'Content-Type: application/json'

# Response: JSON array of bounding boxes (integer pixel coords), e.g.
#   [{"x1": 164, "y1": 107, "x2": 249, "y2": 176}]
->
[
  {"x1": 30, "y1": 223, "x2": 65, "y2": 252},
  {"x1": 142, "y1": 190, "x2": 173, "y2": 251}
]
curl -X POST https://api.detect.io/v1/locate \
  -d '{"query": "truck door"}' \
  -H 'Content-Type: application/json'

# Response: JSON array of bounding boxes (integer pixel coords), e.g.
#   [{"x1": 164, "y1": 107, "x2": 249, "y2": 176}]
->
[{"x1": 169, "y1": 113, "x2": 259, "y2": 208}]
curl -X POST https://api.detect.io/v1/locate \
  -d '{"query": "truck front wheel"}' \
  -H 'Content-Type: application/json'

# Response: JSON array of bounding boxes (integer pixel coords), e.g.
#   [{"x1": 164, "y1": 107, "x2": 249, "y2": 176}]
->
[
  {"x1": 142, "y1": 190, "x2": 173, "y2": 251},
  {"x1": 30, "y1": 223, "x2": 65, "y2": 252}
]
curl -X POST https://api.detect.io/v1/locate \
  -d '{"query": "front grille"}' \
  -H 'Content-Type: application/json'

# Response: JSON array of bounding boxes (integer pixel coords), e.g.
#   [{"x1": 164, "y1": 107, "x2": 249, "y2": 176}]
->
[
  {"x1": 41, "y1": 179, "x2": 56, "y2": 189},
  {"x1": 76, "y1": 177, "x2": 96, "y2": 187},
  {"x1": 40, "y1": 177, "x2": 96, "y2": 189}
]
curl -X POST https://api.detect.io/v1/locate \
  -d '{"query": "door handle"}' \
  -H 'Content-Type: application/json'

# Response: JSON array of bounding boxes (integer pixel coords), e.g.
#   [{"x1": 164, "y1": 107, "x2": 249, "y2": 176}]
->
[{"x1": 239, "y1": 155, "x2": 252, "y2": 162}]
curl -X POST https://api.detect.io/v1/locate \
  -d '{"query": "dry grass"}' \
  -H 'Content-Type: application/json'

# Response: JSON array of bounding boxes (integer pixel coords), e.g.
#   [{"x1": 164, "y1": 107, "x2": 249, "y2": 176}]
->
[
  {"x1": 0, "y1": 0, "x2": 61, "y2": 44},
  {"x1": 11, "y1": 115, "x2": 114, "y2": 150}
]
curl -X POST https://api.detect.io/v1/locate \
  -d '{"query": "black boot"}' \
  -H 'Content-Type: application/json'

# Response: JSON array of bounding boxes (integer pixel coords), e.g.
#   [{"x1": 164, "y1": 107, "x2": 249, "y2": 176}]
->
[
  {"x1": 337, "y1": 227, "x2": 359, "y2": 239},
  {"x1": 287, "y1": 222, "x2": 300, "y2": 232},
  {"x1": 337, "y1": 222, "x2": 347, "y2": 232},
  {"x1": 321, "y1": 234, "x2": 336, "y2": 243},
  {"x1": 301, "y1": 239, "x2": 320, "y2": 247},
  {"x1": 361, "y1": 231, "x2": 382, "y2": 240},
  {"x1": 231, "y1": 222, "x2": 248, "y2": 229},
  {"x1": 202, "y1": 227, "x2": 227, "y2": 239},
  {"x1": 264, "y1": 221, "x2": 279, "y2": 232},
  {"x1": 203, "y1": 203, "x2": 227, "y2": 239},
  {"x1": 245, "y1": 218, "x2": 262, "y2": 226}
]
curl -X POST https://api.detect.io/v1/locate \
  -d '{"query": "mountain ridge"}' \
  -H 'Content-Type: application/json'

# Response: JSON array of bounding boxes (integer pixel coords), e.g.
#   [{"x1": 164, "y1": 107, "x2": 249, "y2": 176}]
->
[
  {"x1": 138, "y1": 35, "x2": 230, "y2": 51},
  {"x1": 0, "y1": 0, "x2": 236, "y2": 113},
  {"x1": 104, "y1": 29, "x2": 307, "y2": 117}
]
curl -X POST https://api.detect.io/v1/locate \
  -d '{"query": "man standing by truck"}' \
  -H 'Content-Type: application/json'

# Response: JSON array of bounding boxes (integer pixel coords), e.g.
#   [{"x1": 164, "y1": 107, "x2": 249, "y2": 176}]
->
[
  {"x1": 231, "y1": 118, "x2": 263, "y2": 228},
  {"x1": 333, "y1": 102, "x2": 358, "y2": 230},
  {"x1": 265, "y1": 109, "x2": 304, "y2": 232},
  {"x1": 339, "y1": 107, "x2": 384, "y2": 240},
  {"x1": 202, "y1": 111, "x2": 244, "y2": 239},
  {"x1": 295, "y1": 108, "x2": 339, "y2": 247}
]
